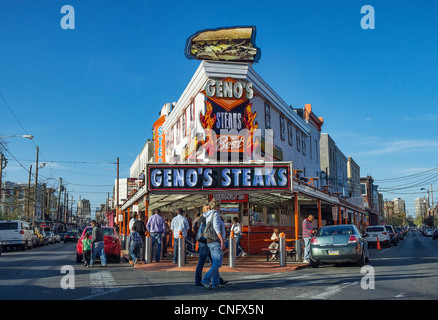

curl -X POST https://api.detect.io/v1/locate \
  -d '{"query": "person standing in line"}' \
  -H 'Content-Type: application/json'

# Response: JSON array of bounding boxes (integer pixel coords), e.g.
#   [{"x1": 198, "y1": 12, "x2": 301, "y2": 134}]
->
[
  {"x1": 231, "y1": 217, "x2": 246, "y2": 257},
  {"x1": 90, "y1": 220, "x2": 107, "y2": 268},
  {"x1": 129, "y1": 212, "x2": 138, "y2": 232},
  {"x1": 129, "y1": 226, "x2": 142, "y2": 265},
  {"x1": 269, "y1": 228, "x2": 280, "y2": 260},
  {"x1": 133, "y1": 213, "x2": 147, "y2": 261},
  {"x1": 302, "y1": 214, "x2": 315, "y2": 264},
  {"x1": 146, "y1": 208, "x2": 166, "y2": 262},
  {"x1": 162, "y1": 218, "x2": 171, "y2": 257},
  {"x1": 201, "y1": 199, "x2": 226, "y2": 289},
  {"x1": 171, "y1": 208, "x2": 189, "y2": 264}
]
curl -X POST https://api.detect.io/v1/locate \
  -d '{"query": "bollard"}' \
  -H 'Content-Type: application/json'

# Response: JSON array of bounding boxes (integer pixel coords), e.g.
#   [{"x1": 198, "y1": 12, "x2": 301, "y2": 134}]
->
[
  {"x1": 178, "y1": 231, "x2": 185, "y2": 267},
  {"x1": 279, "y1": 232, "x2": 286, "y2": 267},
  {"x1": 229, "y1": 231, "x2": 236, "y2": 268},
  {"x1": 145, "y1": 232, "x2": 152, "y2": 264},
  {"x1": 295, "y1": 238, "x2": 302, "y2": 262}
]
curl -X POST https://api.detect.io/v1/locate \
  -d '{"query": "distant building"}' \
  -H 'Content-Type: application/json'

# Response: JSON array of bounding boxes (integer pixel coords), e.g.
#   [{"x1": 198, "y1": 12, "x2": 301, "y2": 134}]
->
[
  {"x1": 77, "y1": 198, "x2": 91, "y2": 225},
  {"x1": 392, "y1": 198, "x2": 406, "y2": 215}
]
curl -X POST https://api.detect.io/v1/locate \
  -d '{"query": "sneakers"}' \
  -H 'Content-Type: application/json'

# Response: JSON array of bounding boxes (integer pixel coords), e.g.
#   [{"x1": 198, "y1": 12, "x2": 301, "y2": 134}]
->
[{"x1": 303, "y1": 260, "x2": 310, "y2": 264}]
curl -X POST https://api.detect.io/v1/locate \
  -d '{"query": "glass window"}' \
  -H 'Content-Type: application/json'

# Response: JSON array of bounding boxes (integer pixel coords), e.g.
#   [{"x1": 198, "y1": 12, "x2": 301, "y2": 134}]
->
[
  {"x1": 264, "y1": 102, "x2": 271, "y2": 129},
  {"x1": 280, "y1": 115, "x2": 285, "y2": 141}
]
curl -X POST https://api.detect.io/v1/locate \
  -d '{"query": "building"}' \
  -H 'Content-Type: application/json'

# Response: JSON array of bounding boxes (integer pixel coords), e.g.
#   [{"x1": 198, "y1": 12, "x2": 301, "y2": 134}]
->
[
  {"x1": 415, "y1": 197, "x2": 428, "y2": 219},
  {"x1": 347, "y1": 156, "x2": 361, "y2": 198},
  {"x1": 392, "y1": 198, "x2": 406, "y2": 215},
  {"x1": 360, "y1": 176, "x2": 379, "y2": 225},
  {"x1": 77, "y1": 198, "x2": 91, "y2": 225},
  {"x1": 115, "y1": 27, "x2": 367, "y2": 254},
  {"x1": 0, "y1": 181, "x2": 57, "y2": 222}
]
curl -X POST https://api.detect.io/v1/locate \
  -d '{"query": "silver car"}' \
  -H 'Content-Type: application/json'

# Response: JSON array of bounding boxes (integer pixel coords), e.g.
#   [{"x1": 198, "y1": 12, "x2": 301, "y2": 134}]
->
[{"x1": 310, "y1": 224, "x2": 370, "y2": 268}]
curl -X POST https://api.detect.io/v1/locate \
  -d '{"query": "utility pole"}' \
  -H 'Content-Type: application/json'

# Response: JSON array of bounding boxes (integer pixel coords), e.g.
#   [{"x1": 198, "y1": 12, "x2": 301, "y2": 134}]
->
[
  {"x1": 27, "y1": 165, "x2": 32, "y2": 222},
  {"x1": 34, "y1": 146, "x2": 39, "y2": 222},
  {"x1": 431, "y1": 184, "x2": 434, "y2": 216},
  {"x1": 117, "y1": 157, "x2": 119, "y2": 227},
  {"x1": 0, "y1": 153, "x2": 7, "y2": 207},
  {"x1": 57, "y1": 178, "x2": 62, "y2": 222}
]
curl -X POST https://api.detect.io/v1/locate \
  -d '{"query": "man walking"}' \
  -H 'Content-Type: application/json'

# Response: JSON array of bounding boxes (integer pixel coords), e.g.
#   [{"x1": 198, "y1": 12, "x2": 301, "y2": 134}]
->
[
  {"x1": 90, "y1": 220, "x2": 107, "y2": 267},
  {"x1": 133, "y1": 213, "x2": 147, "y2": 261},
  {"x1": 302, "y1": 214, "x2": 315, "y2": 264},
  {"x1": 171, "y1": 208, "x2": 189, "y2": 264},
  {"x1": 146, "y1": 208, "x2": 166, "y2": 262}
]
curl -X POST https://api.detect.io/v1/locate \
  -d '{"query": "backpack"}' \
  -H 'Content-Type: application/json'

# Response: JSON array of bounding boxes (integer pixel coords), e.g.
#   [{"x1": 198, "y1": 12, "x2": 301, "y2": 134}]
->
[
  {"x1": 204, "y1": 213, "x2": 219, "y2": 243},
  {"x1": 195, "y1": 215, "x2": 207, "y2": 244}
]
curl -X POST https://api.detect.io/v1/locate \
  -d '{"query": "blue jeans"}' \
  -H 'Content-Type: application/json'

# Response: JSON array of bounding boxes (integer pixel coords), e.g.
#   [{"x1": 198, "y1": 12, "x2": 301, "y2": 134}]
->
[
  {"x1": 304, "y1": 237, "x2": 311, "y2": 261},
  {"x1": 201, "y1": 242, "x2": 223, "y2": 288},
  {"x1": 235, "y1": 234, "x2": 243, "y2": 256},
  {"x1": 195, "y1": 241, "x2": 209, "y2": 286},
  {"x1": 150, "y1": 232, "x2": 162, "y2": 262},
  {"x1": 91, "y1": 241, "x2": 107, "y2": 266},
  {"x1": 130, "y1": 242, "x2": 139, "y2": 261}
]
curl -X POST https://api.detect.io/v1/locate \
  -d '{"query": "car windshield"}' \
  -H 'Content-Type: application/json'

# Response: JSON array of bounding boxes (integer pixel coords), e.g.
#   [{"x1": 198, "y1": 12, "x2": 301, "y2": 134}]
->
[
  {"x1": 66, "y1": 232, "x2": 76, "y2": 235},
  {"x1": 316, "y1": 226, "x2": 354, "y2": 236},
  {"x1": 0, "y1": 222, "x2": 18, "y2": 230},
  {"x1": 83, "y1": 227, "x2": 114, "y2": 236},
  {"x1": 366, "y1": 227, "x2": 385, "y2": 232}
]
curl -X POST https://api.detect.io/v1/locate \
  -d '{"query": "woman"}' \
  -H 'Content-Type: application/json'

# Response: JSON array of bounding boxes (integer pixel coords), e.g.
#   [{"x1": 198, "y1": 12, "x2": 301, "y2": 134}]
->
[
  {"x1": 269, "y1": 228, "x2": 280, "y2": 260},
  {"x1": 200, "y1": 199, "x2": 226, "y2": 289},
  {"x1": 231, "y1": 217, "x2": 246, "y2": 257}
]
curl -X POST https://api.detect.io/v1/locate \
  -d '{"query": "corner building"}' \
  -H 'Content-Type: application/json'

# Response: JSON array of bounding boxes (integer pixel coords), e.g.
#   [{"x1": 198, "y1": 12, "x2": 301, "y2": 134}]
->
[{"x1": 120, "y1": 60, "x2": 367, "y2": 254}]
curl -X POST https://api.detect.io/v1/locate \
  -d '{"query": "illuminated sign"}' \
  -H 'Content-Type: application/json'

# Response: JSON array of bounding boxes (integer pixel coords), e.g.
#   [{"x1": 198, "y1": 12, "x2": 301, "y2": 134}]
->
[
  {"x1": 147, "y1": 163, "x2": 292, "y2": 192},
  {"x1": 153, "y1": 115, "x2": 166, "y2": 163}
]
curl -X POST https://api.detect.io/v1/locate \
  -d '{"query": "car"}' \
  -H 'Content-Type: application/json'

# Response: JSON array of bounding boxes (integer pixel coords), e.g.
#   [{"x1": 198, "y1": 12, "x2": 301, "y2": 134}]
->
[
  {"x1": 43, "y1": 231, "x2": 54, "y2": 244},
  {"x1": 59, "y1": 232, "x2": 67, "y2": 242},
  {"x1": 394, "y1": 227, "x2": 404, "y2": 240},
  {"x1": 384, "y1": 225, "x2": 398, "y2": 246},
  {"x1": 76, "y1": 226, "x2": 121, "y2": 263},
  {"x1": 63, "y1": 230, "x2": 80, "y2": 242},
  {"x1": 425, "y1": 229, "x2": 434, "y2": 237},
  {"x1": 364, "y1": 225, "x2": 391, "y2": 248},
  {"x1": 432, "y1": 229, "x2": 438, "y2": 240},
  {"x1": 54, "y1": 233, "x2": 61, "y2": 243},
  {"x1": 310, "y1": 224, "x2": 370, "y2": 268},
  {"x1": 0, "y1": 220, "x2": 34, "y2": 251}
]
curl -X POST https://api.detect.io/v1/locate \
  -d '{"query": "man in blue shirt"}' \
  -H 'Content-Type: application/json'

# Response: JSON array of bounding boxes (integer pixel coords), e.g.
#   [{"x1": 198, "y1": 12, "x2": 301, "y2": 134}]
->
[
  {"x1": 171, "y1": 208, "x2": 189, "y2": 264},
  {"x1": 146, "y1": 208, "x2": 166, "y2": 262}
]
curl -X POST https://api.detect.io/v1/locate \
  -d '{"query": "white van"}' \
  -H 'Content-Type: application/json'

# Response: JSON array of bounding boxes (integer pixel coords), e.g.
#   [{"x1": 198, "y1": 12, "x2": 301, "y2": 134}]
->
[
  {"x1": 0, "y1": 220, "x2": 34, "y2": 250},
  {"x1": 364, "y1": 225, "x2": 391, "y2": 248}
]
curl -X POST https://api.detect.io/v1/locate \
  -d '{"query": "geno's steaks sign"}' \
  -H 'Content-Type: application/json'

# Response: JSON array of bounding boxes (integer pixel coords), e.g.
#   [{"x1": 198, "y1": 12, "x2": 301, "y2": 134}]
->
[{"x1": 147, "y1": 163, "x2": 292, "y2": 192}]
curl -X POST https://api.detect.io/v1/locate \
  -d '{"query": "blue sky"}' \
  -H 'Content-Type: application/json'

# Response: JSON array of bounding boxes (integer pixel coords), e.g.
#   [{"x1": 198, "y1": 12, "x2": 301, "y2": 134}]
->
[{"x1": 1, "y1": 0, "x2": 437, "y2": 215}]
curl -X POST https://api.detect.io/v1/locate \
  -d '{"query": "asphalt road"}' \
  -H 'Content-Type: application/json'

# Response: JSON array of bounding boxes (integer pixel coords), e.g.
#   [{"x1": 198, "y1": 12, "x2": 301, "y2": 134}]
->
[{"x1": 1, "y1": 230, "x2": 437, "y2": 301}]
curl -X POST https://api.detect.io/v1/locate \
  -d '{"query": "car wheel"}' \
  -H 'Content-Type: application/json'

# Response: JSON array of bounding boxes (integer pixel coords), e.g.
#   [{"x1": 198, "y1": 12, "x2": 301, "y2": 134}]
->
[
  {"x1": 357, "y1": 252, "x2": 366, "y2": 267},
  {"x1": 310, "y1": 259, "x2": 319, "y2": 268}
]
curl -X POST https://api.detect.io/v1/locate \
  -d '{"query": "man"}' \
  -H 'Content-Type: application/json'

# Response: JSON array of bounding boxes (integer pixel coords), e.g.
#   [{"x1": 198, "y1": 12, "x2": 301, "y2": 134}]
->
[
  {"x1": 200, "y1": 199, "x2": 226, "y2": 289},
  {"x1": 302, "y1": 214, "x2": 315, "y2": 264},
  {"x1": 129, "y1": 212, "x2": 138, "y2": 232},
  {"x1": 133, "y1": 213, "x2": 147, "y2": 261},
  {"x1": 146, "y1": 208, "x2": 166, "y2": 262},
  {"x1": 170, "y1": 208, "x2": 189, "y2": 264},
  {"x1": 90, "y1": 220, "x2": 107, "y2": 267}
]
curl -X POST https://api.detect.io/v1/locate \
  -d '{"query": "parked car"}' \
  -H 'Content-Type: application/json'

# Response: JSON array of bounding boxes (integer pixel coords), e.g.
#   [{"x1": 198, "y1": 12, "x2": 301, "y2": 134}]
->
[
  {"x1": 43, "y1": 231, "x2": 54, "y2": 244},
  {"x1": 425, "y1": 229, "x2": 434, "y2": 237},
  {"x1": 53, "y1": 233, "x2": 61, "y2": 243},
  {"x1": 64, "y1": 230, "x2": 80, "y2": 242},
  {"x1": 76, "y1": 226, "x2": 121, "y2": 263},
  {"x1": 432, "y1": 229, "x2": 438, "y2": 240},
  {"x1": 59, "y1": 232, "x2": 67, "y2": 242},
  {"x1": 364, "y1": 225, "x2": 391, "y2": 248},
  {"x1": 384, "y1": 225, "x2": 398, "y2": 246},
  {"x1": 394, "y1": 227, "x2": 404, "y2": 240},
  {"x1": 310, "y1": 224, "x2": 369, "y2": 268},
  {"x1": 0, "y1": 220, "x2": 34, "y2": 251}
]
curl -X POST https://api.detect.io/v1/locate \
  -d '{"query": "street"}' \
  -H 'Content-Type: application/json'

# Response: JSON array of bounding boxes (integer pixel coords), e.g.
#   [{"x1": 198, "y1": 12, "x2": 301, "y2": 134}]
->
[{"x1": 1, "y1": 230, "x2": 438, "y2": 301}]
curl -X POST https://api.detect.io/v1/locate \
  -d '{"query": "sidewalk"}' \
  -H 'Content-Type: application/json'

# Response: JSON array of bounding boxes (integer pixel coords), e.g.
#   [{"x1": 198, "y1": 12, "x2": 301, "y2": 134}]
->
[{"x1": 121, "y1": 250, "x2": 309, "y2": 273}]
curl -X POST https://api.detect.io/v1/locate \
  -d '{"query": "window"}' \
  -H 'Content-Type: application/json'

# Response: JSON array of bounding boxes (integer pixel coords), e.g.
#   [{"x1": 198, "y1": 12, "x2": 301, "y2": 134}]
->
[
  {"x1": 287, "y1": 122, "x2": 293, "y2": 146},
  {"x1": 302, "y1": 135, "x2": 306, "y2": 156},
  {"x1": 264, "y1": 102, "x2": 271, "y2": 129},
  {"x1": 296, "y1": 129, "x2": 301, "y2": 152},
  {"x1": 280, "y1": 115, "x2": 285, "y2": 141},
  {"x1": 309, "y1": 139, "x2": 313, "y2": 159},
  {"x1": 315, "y1": 139, "x2": 319, "y2": 163},
  {"x1": 182, "y1": 111, "x2": 186, "y2": 138},
  {"x1": 361, "y1": 183, "x2": 366, "y2": 195}
]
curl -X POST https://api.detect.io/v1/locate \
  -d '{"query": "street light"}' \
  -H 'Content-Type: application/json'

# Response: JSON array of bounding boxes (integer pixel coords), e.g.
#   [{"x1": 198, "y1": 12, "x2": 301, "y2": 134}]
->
[{"x1": 0, "y1": 135, "x2": 34, "y2": 140}]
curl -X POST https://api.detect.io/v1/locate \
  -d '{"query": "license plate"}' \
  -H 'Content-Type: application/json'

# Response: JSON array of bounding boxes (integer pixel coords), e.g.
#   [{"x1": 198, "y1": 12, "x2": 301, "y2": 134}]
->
[{"x1": 328, "y1": 250, "x2": 339, "y2": 255}]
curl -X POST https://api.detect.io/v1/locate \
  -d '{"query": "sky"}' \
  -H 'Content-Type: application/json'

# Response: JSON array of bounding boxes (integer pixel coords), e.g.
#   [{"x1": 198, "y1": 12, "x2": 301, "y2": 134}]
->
[{"x1": 1, "y1": 0, "x2": 438, "y2": 217}]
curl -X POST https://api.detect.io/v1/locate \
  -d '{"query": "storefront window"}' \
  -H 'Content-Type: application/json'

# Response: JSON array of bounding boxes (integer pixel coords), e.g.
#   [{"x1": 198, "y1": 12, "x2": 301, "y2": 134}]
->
[{"x1": 250, "y1": 204, "x2": 280, "y2": 226}]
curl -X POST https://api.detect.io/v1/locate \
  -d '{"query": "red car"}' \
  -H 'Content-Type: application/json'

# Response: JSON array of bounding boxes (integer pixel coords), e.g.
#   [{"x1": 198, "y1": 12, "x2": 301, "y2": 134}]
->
[{"x1": 76, "y1": 226, "x2": 121, "y2": 263}]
